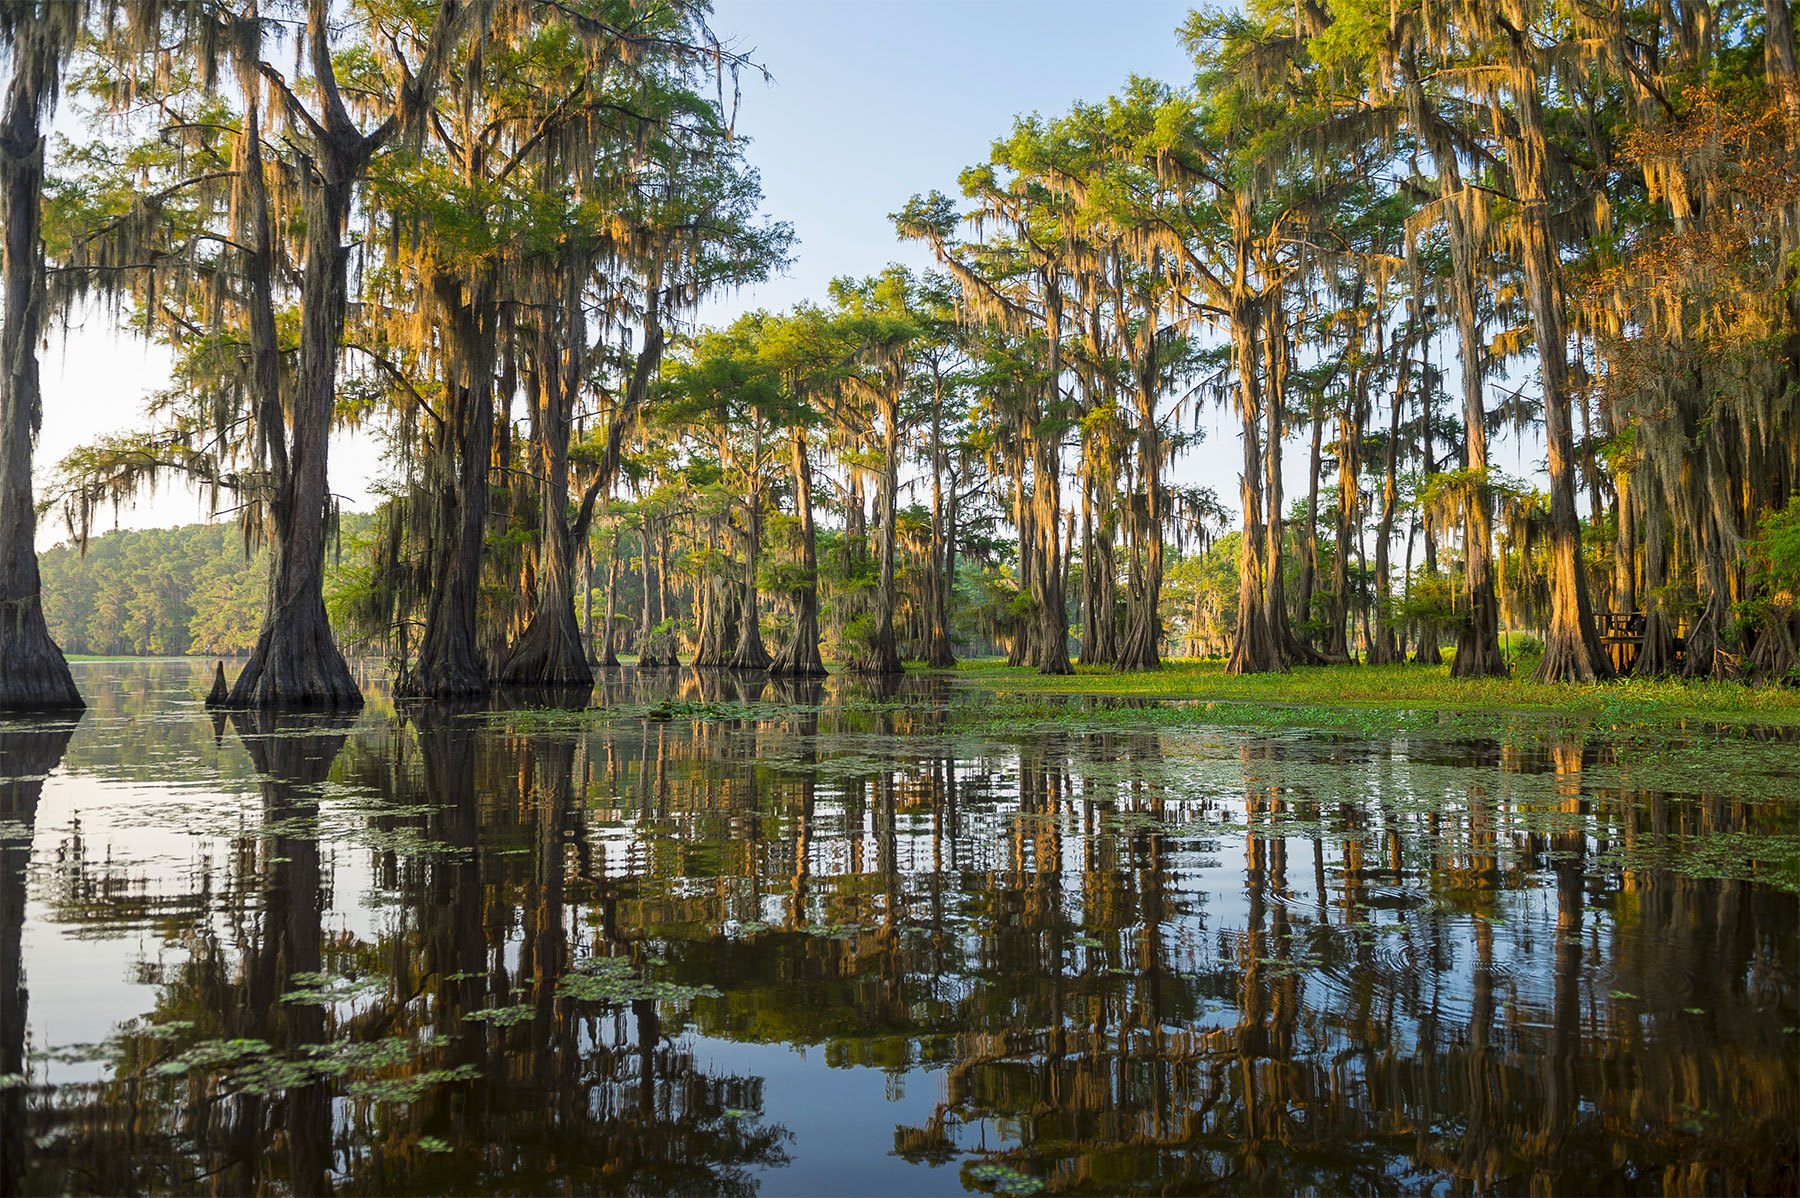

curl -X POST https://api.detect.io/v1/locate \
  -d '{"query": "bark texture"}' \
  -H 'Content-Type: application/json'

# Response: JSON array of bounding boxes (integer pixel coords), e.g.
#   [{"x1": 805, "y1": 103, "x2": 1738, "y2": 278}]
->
[
  {"x1": 403, "y1": 272, "x2": 497, "y2": 699},
  {"x1": 0, "y1": 33, "x2": 80, "y2": 711}
]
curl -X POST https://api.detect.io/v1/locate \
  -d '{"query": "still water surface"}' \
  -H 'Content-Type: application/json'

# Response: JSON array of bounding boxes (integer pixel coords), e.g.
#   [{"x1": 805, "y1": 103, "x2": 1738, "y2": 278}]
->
[{"x1": 1, "y1": 661, "x2": 1796, "y2": 1194}]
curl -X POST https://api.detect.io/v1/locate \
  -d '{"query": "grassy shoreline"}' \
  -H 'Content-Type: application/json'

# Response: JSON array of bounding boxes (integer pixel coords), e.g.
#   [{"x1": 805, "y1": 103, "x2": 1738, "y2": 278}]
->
[
  {"x1": 940, "y1": 658, "x2": 1800, "y2": 731},
  {"x1": 59, "y1": 653, "x2": 1800, "y2": 732}
]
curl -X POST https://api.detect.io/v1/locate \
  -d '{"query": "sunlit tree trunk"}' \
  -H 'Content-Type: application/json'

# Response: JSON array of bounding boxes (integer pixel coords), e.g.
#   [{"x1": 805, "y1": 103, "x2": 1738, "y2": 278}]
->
[
  {"x1": 1500, "y1": 23, "x2": 1613, "y2": 682},
  {"x1": 1227, "y1": 306, "x2": 1286, "y2": 674},
  {"x1": 1445, "y1": 175, "x2": 1508, "y2": 676},
  {"x1": 1117, "y1": 369, "x2": 1167, "y2": 671}
]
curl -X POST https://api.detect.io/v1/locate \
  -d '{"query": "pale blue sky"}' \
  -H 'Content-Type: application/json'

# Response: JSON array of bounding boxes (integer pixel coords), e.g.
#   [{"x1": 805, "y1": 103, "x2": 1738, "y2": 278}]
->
[{"x1": 700, "y1": 0, "x2": 1197, "y2": 314}]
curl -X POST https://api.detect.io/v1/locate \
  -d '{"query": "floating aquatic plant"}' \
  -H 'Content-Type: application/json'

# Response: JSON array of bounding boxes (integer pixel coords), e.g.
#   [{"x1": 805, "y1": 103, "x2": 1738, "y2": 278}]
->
[
  {"x1": 281, "y1": 971, "x2": 386, "y2": 1005},
  {"x1": 149, "y1": 1034, "x2": 481, "y2": 1102},
  {"x1": 555, "y1": 956, "x2": 721, "y2": 1005},
  {"x1": 462, "y1": 1004, "x2": 537, "y2": 1027},
  {"x1": 966, "y1": 1161, "x2": 1045, "y2": 1196}
]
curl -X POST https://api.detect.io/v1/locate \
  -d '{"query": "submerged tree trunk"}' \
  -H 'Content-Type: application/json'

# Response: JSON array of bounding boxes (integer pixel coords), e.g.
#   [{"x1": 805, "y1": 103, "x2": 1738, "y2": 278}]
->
[
  {"x1": 771, "y1": 427, "x2": 827, "y2": 677},
  {"x1": 0, "y1": 46, "x2": 80, "y2": 711},
  {"x1": 692, "y1": 570, "x2": 741, "y2": 669},
  {"x1": 227, "y1": 0, "x2": 436, "y2": 708}
]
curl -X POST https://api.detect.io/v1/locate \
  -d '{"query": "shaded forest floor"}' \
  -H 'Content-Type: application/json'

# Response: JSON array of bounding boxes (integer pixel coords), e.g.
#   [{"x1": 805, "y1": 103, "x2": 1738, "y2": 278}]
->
[{"x1": 941, "y1": 657, "x2": 1800, "y2": 734}]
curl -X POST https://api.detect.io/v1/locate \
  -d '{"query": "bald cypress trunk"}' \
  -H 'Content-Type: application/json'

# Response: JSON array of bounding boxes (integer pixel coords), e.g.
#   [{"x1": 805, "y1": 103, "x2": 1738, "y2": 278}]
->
[
  {"x1": 1502, "y1": 32, "x2": 1612, "y2": 683},
  {"x1": 1635, "y1": 479, "x2": 1678, "y2": 675},
  {"x1": 920, "y1": 414, "x2": 956, "y2": 668},
  {"x1": 856, "y1": 390, "x2": 904, "y2": 675},
  {"x1": 599, "y1": 531, "x2": 621, "y2": 669},
  {"x1": 1327, "y1": 384, "x2": 1357, "y2": 662},
  {"x1": 1407, "y1": 42, "x2": 1508, "y2": 679},
  {"x1": 1412, "y1": 369, "x2": 1443, "y2": 666},
  {"x1": 1031, "y1": 287, "x2": 1073, "y2": 676},
  {"x1": 1116, "y1": 379, "x2": 1167, "y2": 671},
  {"x1": 229, "y1": 129, "x2": 361, "y2": 708},
  {"x1": 0, "y1": 39, "x2": 79, "y2": 711},
  {"x1": 403, "y1": 272, "x2": 496, "y2": 699},
  {"x1": 1296, "y1": 412, "x2": 1325, "y2": 647},
  {"x1": 1371, "y1": 353, "x2": 1406, "y2": 665},
  {"x1": 635, "y1": 514, "x2": 677, "y2": 670},
  {"x1": 498, "y1": 313, "x2": 592, "y2": 688},
  {"x1": 1263, "y1": 302, "x2": 1320, "y2": 668},
  {"x1": 1227, "y1": 311, "x2": 1286, "y2": 675},
  {"x1": 1446, "y1": 191, "x2": 1508, "y2": 675},
  {"x1": 728, "y1": 435, "x2": 771, "y2": 671},
  {"x1": 771, "y1": 427, "x2": 827, "y2": 677}
]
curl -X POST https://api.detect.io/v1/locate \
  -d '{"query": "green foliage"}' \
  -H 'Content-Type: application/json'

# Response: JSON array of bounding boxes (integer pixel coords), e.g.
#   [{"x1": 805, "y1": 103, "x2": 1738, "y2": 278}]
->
[
  {"x1": 1751, "y1": 496, "x2": 1800, "y2": 599},
  {"x1": 1390, "y1": 575, "x2": 1457, "y2": 634}
]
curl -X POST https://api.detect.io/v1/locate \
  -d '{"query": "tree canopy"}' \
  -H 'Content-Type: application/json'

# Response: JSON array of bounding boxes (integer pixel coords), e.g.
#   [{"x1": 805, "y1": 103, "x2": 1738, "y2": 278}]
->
[{"x1": 4, "y1": 0, "x2": 1795, "y2": 705}]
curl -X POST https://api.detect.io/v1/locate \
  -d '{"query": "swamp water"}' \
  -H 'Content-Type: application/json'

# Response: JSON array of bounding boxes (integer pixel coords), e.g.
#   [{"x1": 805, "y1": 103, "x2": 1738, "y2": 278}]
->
[{"x1": 0, "y1": 660, "x2": 1796, "y2": 1195}]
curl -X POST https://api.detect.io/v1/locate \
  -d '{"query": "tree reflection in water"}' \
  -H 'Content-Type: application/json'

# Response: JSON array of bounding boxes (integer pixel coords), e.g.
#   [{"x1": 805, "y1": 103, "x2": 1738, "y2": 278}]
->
[
  {"x1": 2, "y1": 714, "x2": 80, "y2": 1196},
  {"x1": 5, "y1": 663, "x2": 1797, "y2": 1194}
]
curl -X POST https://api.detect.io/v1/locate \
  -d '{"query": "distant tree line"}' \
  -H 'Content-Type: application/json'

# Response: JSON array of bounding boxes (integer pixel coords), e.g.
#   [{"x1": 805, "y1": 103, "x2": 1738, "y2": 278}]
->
[{"x1": 39, "y1": 518, "x2": 376, "y2": 659}]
